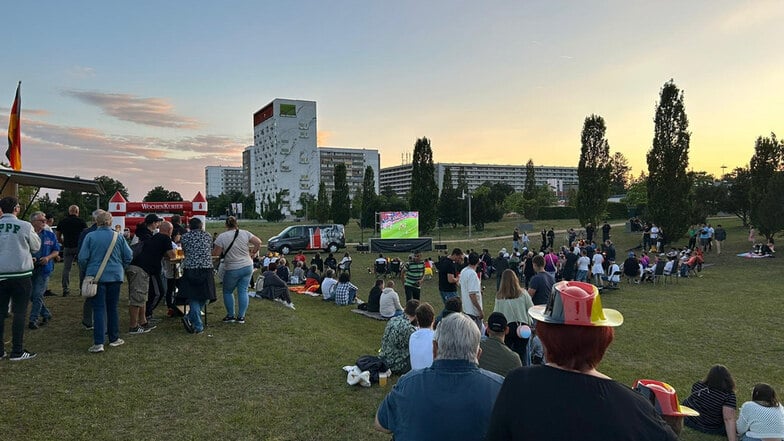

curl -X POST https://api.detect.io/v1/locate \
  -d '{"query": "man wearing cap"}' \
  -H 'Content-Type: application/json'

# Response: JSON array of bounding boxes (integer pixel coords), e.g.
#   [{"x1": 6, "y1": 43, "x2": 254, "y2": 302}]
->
[
  {"x1": 486, "y1": 281, "x2": 678, "y2": 440},
  {"x1": 479, "y1": 312, "x2": 522, "y2": 377},
  {"x1": 0, "y1": 197, "x2": 41, "y2": 361},
  {"x1": 126, "y1": 219, "x2": 175, "y2": 333},
  {"x1": 56, "y1": 204, "x2": 87, "y2": 296},
  {"x1": 375, "y1": 313, "x2": 504, "y2": 440},
  {"x1": 459, "y1": 252, "x2": 484, "y2": 329}
]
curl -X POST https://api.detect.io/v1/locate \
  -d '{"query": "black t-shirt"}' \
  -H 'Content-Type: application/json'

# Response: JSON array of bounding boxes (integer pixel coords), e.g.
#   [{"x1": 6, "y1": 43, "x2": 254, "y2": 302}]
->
[
  {"x1": 367, "y1": 285, "x2": 382, "y2": 313},
  {"x1": 563, "y1": 252, "x2": 579, "y2": 278},
  {"x1": 436, "y1": 257, "x2": 458, "y2": 292},
  {"x1": 528, "y1": 272, "x2": 554, "y2": 305},
  {"x1": 486, "y1": 366, "x2": 677, "y2": 441},
  {"x1": 131, "y1": 233, "x2": 173, "y2": 275},
  {"x1": 135, "y1": 225, "x2": 154, "y2": 243},
  {"x1": 57, "y1": 215, "x2": 88, "y2": 248}
]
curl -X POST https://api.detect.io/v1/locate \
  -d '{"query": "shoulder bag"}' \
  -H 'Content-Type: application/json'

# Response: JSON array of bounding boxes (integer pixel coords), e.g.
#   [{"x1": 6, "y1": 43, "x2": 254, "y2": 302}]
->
[
  {"x1": 216, "y1": 229, "x2": 240, "y2": 281},
  {"x1": 82, "y1": 232, "x2": 119, "y2": 298}
]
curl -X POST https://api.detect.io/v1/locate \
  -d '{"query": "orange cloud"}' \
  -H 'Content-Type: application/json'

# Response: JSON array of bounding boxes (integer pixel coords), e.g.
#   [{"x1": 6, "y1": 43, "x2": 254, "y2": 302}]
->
[{"x1": 63, "y1": 90, "x2": 203, "y2": 129}]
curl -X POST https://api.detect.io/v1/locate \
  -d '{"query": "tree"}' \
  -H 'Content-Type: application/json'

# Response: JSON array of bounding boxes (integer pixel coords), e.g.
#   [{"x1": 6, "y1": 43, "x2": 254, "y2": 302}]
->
[
  {"x1": 609, "y1": 152, "x2": 631, "y2": 194},
  {"x1": 350, "y1": 192, "x2": 362, "y2": 221},
  {"x1": 261, "y1": 191, "x2": 285, "y2": 222},
  {"x1": 523, "y1": 159, "x2": 536, "y2": 201},
  {"x1": 437, "y1": 167, "x2": 460, "y2": 228},
  {"x1": 646, "y1": 80, "x2": 691, "y2": 243},
  {"x1": 83, "y1": 175, "x2": 130, "y2": 213},
  {"x1": 623, "y1": 175, "x2": 648, "y2": 214},
  {"x1": 749, "y1": 133, "x2": 784, "y2": 229},
  {"x1": 315, "y1": 182, "x2": 330, "y2": 223},
  {"x1": 144, "y1": 186, "x2": 183, "y2": 202},
  {"x1": 330, "y1": 163, "x2": 351, "y2": 225},
  {"x1": 297, "y1": 192, "x2": 316, "y2": 220},
  {"x1": 360, "y1": 166, "x2": 377, "y2": 229},
  {"x1": 488, "y1": 182, "x2": 515, "y2": 208},
  {"x1": 576, "y1": 114, "x2": 612, "y2": 226},
  {"x1": 755, "y1": 171, "x2": 784, "y2": 240},
  {"x1": 686, "y1": 172, "x2": 721, "y2": 224},
  {"x1": 470, "y1": 184, "x2": 504, "y2": 231},
  {"x1": 408, "y1": 137, "x2": 438, "y2": 233},
  {"x1": 722, "y1": 167, "x2": 752, "y2": 226}
]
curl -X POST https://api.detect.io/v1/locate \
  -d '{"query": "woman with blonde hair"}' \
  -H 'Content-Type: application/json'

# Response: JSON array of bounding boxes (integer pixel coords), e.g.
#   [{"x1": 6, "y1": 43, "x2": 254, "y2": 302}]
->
[{"x1": 493, "y1": 269, "x2": 533, "y2": 362}]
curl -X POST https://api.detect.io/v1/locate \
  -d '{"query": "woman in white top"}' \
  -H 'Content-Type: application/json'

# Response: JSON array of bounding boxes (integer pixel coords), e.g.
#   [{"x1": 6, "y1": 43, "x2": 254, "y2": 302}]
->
[
  {"x1": 737, "y1": 383, "x2": 784, "y2": 441},
  {"x1": 379, "y1": 280, "x2": 403, "y2": 318},
  {"x1": 212, "y1": 217, "x2": 262, "y2": 324},
  {"x1": 493, "y1": 269, "x2": 533, "y2": 363},
  {"x1": 591, "y1": 252, "x2": 605, "y2": 287}
]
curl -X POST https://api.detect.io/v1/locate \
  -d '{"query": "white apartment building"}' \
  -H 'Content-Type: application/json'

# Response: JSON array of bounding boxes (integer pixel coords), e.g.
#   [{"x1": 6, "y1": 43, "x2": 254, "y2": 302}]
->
[
  {"x1": 318, "y1": 147, "x2": 380, "y2": 198},
  {"x1": 246, "y1": 99, "x2": 318, "y2": 216},
  {"x1": 379, "y1": 163, "x2": 578, "y2": 198},
  {"x1": 204, "y1": 165, "x2": 244, "y2": 197}
]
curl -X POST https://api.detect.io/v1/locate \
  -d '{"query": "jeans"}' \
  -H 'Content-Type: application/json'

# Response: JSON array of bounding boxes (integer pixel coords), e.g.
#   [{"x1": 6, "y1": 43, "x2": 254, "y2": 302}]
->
[
  {"x1": 30, "y1": 268, "x2": 52, "y2": 323},
  {"x1": 222, "y1": 265, "x2": 253, "y2": 318},
  {"x1": 187, "y1": 298, "x2": 206, "y2": 332},
  {"x1": 62, "y1": 247, "x2": 78, "y2": 290},
  {"x1": 0, "y1": 277, "x2": 32, "y2": 355},
  {"x1": 440, "y1": 291, "x2": 458, "y2": 305},
  {"x1": 404, "y1": 285, "x2": 421, "y2": 302},
  {"x1": 90, "y1": 282, "x2": 121, "y2": 345},
  {"x1": 576, "y1": 270, "x2": 588, "y2": 282}
]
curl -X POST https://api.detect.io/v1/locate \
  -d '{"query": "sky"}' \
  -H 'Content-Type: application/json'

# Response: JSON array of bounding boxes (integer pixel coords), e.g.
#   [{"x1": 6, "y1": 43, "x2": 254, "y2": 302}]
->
[{"x1": 2, "y1": 0, "x2": 783, "y2": 201}]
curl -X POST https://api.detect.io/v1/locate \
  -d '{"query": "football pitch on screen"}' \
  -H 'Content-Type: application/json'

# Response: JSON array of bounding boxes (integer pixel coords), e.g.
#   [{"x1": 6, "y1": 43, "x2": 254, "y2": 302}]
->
[{"x1": 382, "y1": 218, "x2": 419, "y2": 239}]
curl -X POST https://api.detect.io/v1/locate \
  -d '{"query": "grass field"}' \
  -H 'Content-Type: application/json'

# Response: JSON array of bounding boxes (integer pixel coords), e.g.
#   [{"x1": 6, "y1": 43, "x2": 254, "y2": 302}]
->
[{"x1": 1, "y1": 216, "x2": 781, "y2": 440}]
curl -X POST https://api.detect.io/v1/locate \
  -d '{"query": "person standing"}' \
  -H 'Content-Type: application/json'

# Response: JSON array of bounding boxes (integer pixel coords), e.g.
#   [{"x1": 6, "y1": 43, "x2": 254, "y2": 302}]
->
[
  {"x1": 601, "y1": 220, "x2": 612, "y2": 243},
  {"x1": 28, "y1": 211, "x2": 60, "y2": 329},
  {"x1": 512, "y1": 228, "x2": 521, "y2": 251},
  {"x1": 714, "y1": 224, "x2": 726, "y2": 255},
  {"x1": 527, "y1": 255, "x2": 555, "y2": 306},
  {"x1": 78, "y1": 211, "x2": 133, "y2": 353},
  {"x1": 56, "y1": 204, "x2": 87, "y2": 296},
  {"x1": 126, "y1": 219, "x2": 175, "y2": 334},
  {"x1": 0, "y1": 197, "x2": 41, "y2": 360},
  {"x1": 179, "y1": 217, "x2": 216, "y2": 334},
  {"x1": 401, "y1": 252, "x2": 425, "y2": 302},
  {"x1": 459, "y1": 252, "x2": 484, "y2": 329},
  {"x1": 436, "y1": 248, "x2": 461, "y2": 305},
  {"x1": 585, "y1": 222, "x2": 595, "y2": 244},
  {"x1": 213, "y1": 216, "x2": 262, "y2": 324},
  {"x1": 546, "y1": 227, "x2": 555, "y2": 249}
]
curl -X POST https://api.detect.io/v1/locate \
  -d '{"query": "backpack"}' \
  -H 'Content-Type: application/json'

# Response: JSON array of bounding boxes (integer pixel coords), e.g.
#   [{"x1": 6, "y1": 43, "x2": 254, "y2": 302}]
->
[
  {"x1": 131, "y1": 240, "x2": 145, "y2": 259},
  {"x1": 355, "y1": 355, "x2": 388, "y2": 384}
]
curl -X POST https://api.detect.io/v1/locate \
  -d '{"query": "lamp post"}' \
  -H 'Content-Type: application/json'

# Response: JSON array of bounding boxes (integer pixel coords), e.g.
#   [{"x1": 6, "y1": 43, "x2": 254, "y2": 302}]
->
[{"x1": 459, "y1": 191, "x2": 472, "y2": 239}]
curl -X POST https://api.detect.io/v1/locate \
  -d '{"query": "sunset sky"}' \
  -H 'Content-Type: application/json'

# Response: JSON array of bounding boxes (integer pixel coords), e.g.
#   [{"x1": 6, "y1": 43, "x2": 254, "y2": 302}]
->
[{"x1": 2, "y1": 1, "x2": 782, "y2": 201}]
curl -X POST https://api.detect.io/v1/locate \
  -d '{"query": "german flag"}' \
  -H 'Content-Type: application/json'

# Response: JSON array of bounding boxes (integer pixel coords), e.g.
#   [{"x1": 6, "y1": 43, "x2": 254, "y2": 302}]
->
[{"x1": 6, "y1": 81, "x2": 21, "y2": 170}]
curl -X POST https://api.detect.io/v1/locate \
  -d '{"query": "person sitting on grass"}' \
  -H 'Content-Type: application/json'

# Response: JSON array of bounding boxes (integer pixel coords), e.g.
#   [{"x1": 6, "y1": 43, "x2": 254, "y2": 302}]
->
[
  {"x1": 736, "y1": 383, "x2": 784, "y2": 441},
  {"x1": 320, "y1": 269, "x2": 338, "y2": 301},
  {"x1": 275, "y1": 257, "x2": 290, "y2": 283},
  {"x1": 681, "y1": 364, "x2": 738, "y2": 441},
  {"x1": 291, "y1": 260, "x2": 305, "y2": 285},
  {"x1": 633, "y1": 379, "x2": 699, "y2": 436},
  {"x1": 380, "y1": 280, "x2": 404, "y2": 318},
  {"x1": 379, "y1": 299, "x2": 419, "y2": 375},
  {"x1": 261, "y1": 262, "x2": 295, "y2": 310},
  {"x1": 333, "y1": 272, "x2": 358, "y2": 306},
  {"x1": 367, "y1": 279, "x2": 384, "y2": 313},
  {"x1": 623, "y1": 252, "x2": 640, "y2": 284},
  {"x1": 409, "y1": 302, "x2": 436, "y2": 370}
]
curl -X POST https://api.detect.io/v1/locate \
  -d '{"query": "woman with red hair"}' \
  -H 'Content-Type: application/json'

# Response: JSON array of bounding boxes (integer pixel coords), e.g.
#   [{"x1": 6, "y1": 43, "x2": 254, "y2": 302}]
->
[{"x1": 485, "y1": 281, "x2": 677, "y2": 440}]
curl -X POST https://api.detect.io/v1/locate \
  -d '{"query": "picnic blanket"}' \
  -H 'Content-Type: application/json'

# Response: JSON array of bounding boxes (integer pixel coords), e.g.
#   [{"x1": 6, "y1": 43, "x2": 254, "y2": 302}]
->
[
  {"x1": 289, "y1": 285, "x2": 321, "y2": 297},
  {"x1": 351, "y1": 309, "x2": 389, "y2": 321},
  {"x1": 737, "y1": 252, "x2": 773, "y2": 259}
]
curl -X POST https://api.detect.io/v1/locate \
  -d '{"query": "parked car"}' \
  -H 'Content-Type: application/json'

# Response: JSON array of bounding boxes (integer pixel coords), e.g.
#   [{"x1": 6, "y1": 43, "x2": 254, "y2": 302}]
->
[{"x1": 267, "y1": 224, "x2": 345, "y2": 255}]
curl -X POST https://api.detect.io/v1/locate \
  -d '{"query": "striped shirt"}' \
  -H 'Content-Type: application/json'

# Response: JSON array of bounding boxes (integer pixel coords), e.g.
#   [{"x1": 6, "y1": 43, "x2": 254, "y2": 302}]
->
[
  {"x1": 404, "y1": 261, "x2": 425, "y2": 288},
  {"x1": 683, "y1": 381, "x2": 737, "y2": 434}
]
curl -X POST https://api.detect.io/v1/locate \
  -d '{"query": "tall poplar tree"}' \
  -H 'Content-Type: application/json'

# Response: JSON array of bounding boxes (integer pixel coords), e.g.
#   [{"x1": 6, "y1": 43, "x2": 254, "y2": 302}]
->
[
  {"x1": 315, "y1": 182, "x2": 330, "y2": 222},
  {"x1": 438, "y1": 167, "x2": 458, "y2": 228},
  {"x1": 523, "y1": 159, "x2": 537, "y2": 200},
  {"x1": 331, "y1": 163, "x2": 351, "y2": 225},
  {"x1": 646, "y1": 80, "x2": 691, "y2": 242},
  {"x1": 608, "y1": 152, "x2": 631, "y2": 194},
  {"x1": 408, "y1": 137, "x2": 438, "y2": 233},
  {"x1": 576, "y1": 114, "x2": 611, "y2": 226},
  {"x1": 360, "y1": 165, "x2": 377, "y2": 229},
  {"x1": 749, "y1": 133, "x2": 784, "y2": 230}
]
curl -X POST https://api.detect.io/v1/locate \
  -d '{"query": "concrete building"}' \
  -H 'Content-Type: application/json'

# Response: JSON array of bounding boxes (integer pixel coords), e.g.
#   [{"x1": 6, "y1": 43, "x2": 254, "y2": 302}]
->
[
  {"x1": 246, "y1": 99, "x2": 318, "y2": 216},
  {"x1": 318, "y1": 147, "x2": 380, "y2": 198},
  {"x1": 379, "y1": 163, "x2": 578, "y2": 199},
  {"x1": 204, "y1": 165, "x2": 244, "y2": 197}
]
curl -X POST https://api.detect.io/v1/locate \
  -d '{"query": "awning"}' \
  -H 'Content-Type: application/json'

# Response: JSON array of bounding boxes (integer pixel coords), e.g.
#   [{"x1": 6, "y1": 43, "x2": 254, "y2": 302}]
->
[{"x1": 0, "y1": 169, "x2": 104, "y2": 194}]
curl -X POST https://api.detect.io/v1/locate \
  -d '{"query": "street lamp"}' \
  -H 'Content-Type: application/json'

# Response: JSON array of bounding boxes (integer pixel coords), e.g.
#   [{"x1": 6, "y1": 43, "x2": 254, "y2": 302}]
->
[{"x1": 459, "y1": 191, "x2": 472, "y2": 239}]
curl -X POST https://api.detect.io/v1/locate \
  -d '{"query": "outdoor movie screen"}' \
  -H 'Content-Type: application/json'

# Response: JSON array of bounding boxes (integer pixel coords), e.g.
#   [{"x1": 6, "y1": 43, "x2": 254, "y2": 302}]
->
[{"x1": 380, "y1": 211, "x2": 419, "y2": 239}]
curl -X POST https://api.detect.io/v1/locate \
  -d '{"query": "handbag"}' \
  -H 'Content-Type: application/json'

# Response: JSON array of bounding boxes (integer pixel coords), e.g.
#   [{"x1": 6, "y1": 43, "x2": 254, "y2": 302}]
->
[
  {"x1": 82, "y1": 232, "x2": 119, "y2": 298},
  {"x1": 216, "y1": 229, "x2": 240, "y2": 281}
]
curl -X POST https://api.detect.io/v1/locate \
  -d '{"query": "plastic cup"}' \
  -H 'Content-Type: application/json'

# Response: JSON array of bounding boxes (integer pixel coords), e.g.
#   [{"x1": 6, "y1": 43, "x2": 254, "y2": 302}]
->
[{"x1": 379, "y1": 371, "x2": 389, "y2": 387}]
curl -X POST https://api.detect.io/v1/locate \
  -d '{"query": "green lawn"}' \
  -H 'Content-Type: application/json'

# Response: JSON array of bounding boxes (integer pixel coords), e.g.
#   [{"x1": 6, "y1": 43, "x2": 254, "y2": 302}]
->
[{"x1": 1, "y1": 217, "x2": 780, "y2": 441}]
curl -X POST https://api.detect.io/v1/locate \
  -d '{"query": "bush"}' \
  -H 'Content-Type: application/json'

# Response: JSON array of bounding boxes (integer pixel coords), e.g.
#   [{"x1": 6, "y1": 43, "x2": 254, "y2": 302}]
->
[
  {"x1": 606, "y1": 202, "x2": 629, "y2": 220},
  {"x1": 537, "y1": 206, "x2": 577, "y2": 219}
]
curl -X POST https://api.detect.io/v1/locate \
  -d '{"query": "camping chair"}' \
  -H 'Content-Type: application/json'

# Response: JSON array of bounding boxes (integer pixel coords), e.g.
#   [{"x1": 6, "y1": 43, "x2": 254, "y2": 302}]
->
[
  {"x1": 374, "y1": 261, "x2": 388, "y2": 278},
  {"x1": 651, "y1": 261, "x2": 666, "y2": 285},
  {"x1": 389, "y1": 260, "x2": 402, "y2": 278},
  {"x1": 663, "y1": 260, "x2": 679, "y2": 284}
]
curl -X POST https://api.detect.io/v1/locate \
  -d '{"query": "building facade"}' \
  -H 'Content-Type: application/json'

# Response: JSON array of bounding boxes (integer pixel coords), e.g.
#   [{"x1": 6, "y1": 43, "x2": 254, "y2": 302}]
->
[
  {"x1": 247, "y1": 99, "x2": 318, "y2": 216},
  {"x1": 204, "y1": 166, "x2": 244, "y2": 197},
  {"x1": 379, "y1": 163, "x2": 578, "y2": 199},
  {"x1": 318, "y1": 147, "x2": 380, "y2": 198}
]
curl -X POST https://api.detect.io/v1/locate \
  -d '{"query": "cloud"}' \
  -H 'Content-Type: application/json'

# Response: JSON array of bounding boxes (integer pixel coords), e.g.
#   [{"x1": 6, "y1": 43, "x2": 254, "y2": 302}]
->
[
  {"x1": 0, "y1": 107, "x2": 49, "y2": 116},
  {"x1": 716, "y1": 1, "x2": 784, "y2": 32},
  {"x1": 66, "y1": 66, "x2": 96, "y2": 79},
  {"x1": 63, "y1": 90, "x2": 203, "y2": 129},
  {"x1": 317, "y1": 130, "x2": 334, "y2": 146}
]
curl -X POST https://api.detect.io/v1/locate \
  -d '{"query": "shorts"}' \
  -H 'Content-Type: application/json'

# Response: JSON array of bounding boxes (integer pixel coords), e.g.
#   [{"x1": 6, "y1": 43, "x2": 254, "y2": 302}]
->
[{"x1": 126, "y1": 265, "x2": 150, "y2": 307}]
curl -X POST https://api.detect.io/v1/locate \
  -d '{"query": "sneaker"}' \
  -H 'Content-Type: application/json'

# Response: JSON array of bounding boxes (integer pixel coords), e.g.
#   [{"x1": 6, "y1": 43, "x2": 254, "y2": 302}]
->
[
  {"x1": 88, "y1": 344, "x2": 104, "y2": 353},
  {"x1": 9, "y1": 350, "x2": 37, "y2": 361},
  {"x1": 194, "y1": 329, "x2": 204, "y2": 335},
  {"x1": 274, "y1": 298, "x2": 285, "y2": 304},
  {"x1": 222, "y1": 315, "x2": 236, "y2": 323},
  {"x1": 28, "y1": 322, "x2": 39, "y2": 330},
  {"x1": 141, "y1": 322, "x2": 157, "y2": 333},
  {"x1": 109, "y1": 339, "x2": 125, "y2": 347},
  {"x1": 83, "y1": 322, "x2": 94, "y2": 331},
  {"x1": 286, "y1": 302, "x2": 296, "y2": 310},
  {"x1": 236, "y1": 316, "x2": 246, "y2": 324},
  {"x1": 62, "y1": 289, "x2": 70, "y2": 297},
  {"x1": 182, "y1": 317, "x2": 195, "y2": 334},
  {"x1": 129, "y1": 326, "x2": 146, "y2": 334}
]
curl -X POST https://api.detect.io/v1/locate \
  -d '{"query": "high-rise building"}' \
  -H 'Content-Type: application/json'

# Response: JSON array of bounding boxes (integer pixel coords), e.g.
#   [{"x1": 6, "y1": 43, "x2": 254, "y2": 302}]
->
[
  {"x1": 379, "y1": 163, "x2": 578, "y2": 199},
  {"x1": 247, "y1": 99, "x2": 318, "y2": 216},
  {"x1": 318, "y1": 147, "x2": 380, "y2": 198},
  {"x1": 204, "y1": 165, "x2": 244, "y2": 197}
]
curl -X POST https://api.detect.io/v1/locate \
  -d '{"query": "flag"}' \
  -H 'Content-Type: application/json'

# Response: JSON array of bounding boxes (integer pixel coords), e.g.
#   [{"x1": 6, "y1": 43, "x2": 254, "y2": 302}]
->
[{"x1": 6, "y1": 81, "x2": 21, "y2": 170}]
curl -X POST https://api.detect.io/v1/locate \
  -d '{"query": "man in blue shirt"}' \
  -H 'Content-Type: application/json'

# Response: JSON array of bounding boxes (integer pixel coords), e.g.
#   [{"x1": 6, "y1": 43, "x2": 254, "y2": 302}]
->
[
  {"x1": 375, "y1": 313, "x2": 504, "y2": 441},
  {"x1": 29, "y1": 211, "x2": 60, "y2": 329}
]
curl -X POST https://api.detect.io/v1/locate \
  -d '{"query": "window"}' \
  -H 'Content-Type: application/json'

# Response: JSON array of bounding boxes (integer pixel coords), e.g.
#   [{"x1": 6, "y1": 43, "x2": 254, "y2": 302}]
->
[{"x1": 280, "y1": 104, "x2": 296, "y2": 117}]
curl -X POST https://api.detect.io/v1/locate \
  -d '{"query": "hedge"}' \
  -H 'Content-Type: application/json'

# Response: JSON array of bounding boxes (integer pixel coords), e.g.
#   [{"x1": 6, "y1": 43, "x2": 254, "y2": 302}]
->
[{"x1": 534, "y1": 202, "x2": 629, "y2": 221}]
